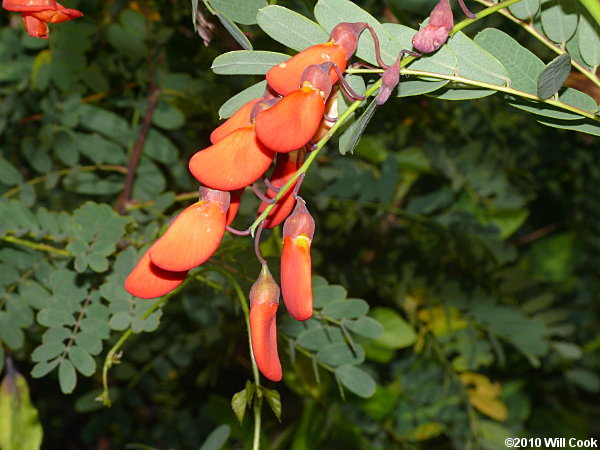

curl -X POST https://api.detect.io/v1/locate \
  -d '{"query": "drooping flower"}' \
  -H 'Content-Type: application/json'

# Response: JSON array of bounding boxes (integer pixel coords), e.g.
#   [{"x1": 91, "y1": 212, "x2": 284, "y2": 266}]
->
[
  {"x1": 255, "y1": 64, "x2": 333, "y2": 153},
  {"x1": 125, "y1": 250, "x2": 188, "y2": 299},
  {"x1": 249, "y1": 263, "x2": 282, "y2": 381},
  {"x1": 412, "y1": 0, "x2": 453, "y2": 53},
  {"x1": 266, "y1": 22, "x2": 368, "y2": 96},
  {"x1": 2, "y1": 0, "x2": 83, "y2": 39},
  {"x1": 256, "y1": 152, "x2": 303, "y2": 229},
  {"x1": 189, "y1": 125, "x2": 276, "y2": 191},
  {"x1": 280, "y1": 198, "x2": 315, "y2": 321},
  {"x1": 148, "y1": 187, "x2": 229, "y2": 272},
  {"x1": 209, "y1": 98, "x2": 260, "y2": 145}
]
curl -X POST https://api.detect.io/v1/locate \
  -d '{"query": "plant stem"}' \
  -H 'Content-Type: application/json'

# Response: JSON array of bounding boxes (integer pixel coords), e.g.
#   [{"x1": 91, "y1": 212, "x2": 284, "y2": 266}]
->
[
  {"x1": 1, "y1": 235, "x2": 71, "y2": 256},
  {"x1": 2, "y1": 165, "x2": 127, "y2": 199},
  {"x1": 200, "y1": 267, "x2": 263, "y2": 450},
  {"x1": 473, "y1": 0, "x2": 600, "y2": 89},
  {"x1": 400, "y1": 68, "x2": 599, "y2": 120},
  {"x1": 579, "y1": 0, "x2": 600, "y2": 28},
  {"x1": 450, "y1": 0, "x2": 524, "y2": 35},
  {"x1": 100, "y1": 279, "x2": 189, "y2": 406}
]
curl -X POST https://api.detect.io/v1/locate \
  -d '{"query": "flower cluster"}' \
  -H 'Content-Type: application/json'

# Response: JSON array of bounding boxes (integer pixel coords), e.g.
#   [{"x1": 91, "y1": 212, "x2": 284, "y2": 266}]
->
[
  {"x1": 2, "y1": 0, "x2": 82, "y2": 39},
  {"x1": 124, "y1": 21, "x2": 378, "y2": 382},
  {"x1": 123, "y1": 2, "x2": 473, "y2": 381}
]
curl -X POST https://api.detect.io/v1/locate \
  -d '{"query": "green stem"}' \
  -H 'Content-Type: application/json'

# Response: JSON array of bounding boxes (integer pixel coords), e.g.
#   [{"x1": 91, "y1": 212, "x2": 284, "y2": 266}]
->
[
  {"x1": 400, "y1": 68, "x2": 599, "y2": 120},
  {"x1": 579, "y1": 0, "x2": 600, "y2": 28},
  {"x1": 450, "y1": 0, "x2": 524, "y2": 35},
  {"x1": 2, "y1": 236, "x2": 71, "y2": 257},
  {"x1": 248, "y1": 79, "x2": 385, "y2": 235},
  {"x1": 199, "y1": 267, "x2": 263, "y2": 449},
  {"x1": 2, "y1": 165, "x2": 128, "y2": 199},
  {"x1": 473, "y1": 0, "x2": 600, "y2": 89},
  {"x1": 100, "y1": 279, "x2": 190, "y2": 406}
]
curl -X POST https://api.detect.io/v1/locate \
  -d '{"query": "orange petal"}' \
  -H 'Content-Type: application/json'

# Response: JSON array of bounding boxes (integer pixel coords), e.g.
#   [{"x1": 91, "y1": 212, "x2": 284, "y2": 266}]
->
[
  {"x1": 21, "y1": 14, "x2": 48, "y2": 38},
  {"x1": 226, "y1": 189, "x2": 244, "y2": 226},
  {"x1": 3, "y1": 0, "x2": 56, "y2": 11},
  {"x1": 189, "y1": 126, "x2": 275, "y2": 191},
  {"x1": 125, "y1": 250, "x2": 188, "y2": 299},
  {"x1": 257, "y1": 156, "x2": 299, "y2": 228},
  {"x1": 250, "y1": 302, "x2": 282, "y2": 381},
  {"x1": 281, "y1": 236, "x2": 313, "y2": 321},
  {"x1": 149, "y1": 200, "x2": 226, "y2": 272},
  {"x1": 30, "y1": 3, "x2": 83, "y2": 23},
  {"x1": 255, "y1": 88, "x2": 325, "y2": 153},
  {"x1": 266, "y1": 42, "x2": 347, "y2": 96},
  {"x1": 210, "y1": 99, "x2": 260, "y2": 144}
]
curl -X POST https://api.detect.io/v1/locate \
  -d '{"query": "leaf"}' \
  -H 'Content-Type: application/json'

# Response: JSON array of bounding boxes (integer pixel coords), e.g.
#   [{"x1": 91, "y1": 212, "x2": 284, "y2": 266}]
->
[
  {"x1": 508, "y1": 0, "x2": 541, "y2": 19},
  {"x1": 312, "y1": 277, "x2": 347, "y2": 308},
  {"x1": 475, "y1": 28, "x2": 544, "y2": 95},
  {"x1": 321, "y1": 299, "x2": 369, "y2": 319},
  {"x1": 58, "y1": 359, "x2": 77, "y2": 394},
  {"x1": 535, "y1": 116, "x2": 600, "y2": 137},
  {"x1": 230, "y1": 388, "x2": 248, "y2": 424},
  {"x1": 429, "y1": 85, "x2": 497, "y2": 100},
  {"x1": 343, "y1": 316, "x2": 384, "y2": 339},
  {"x1": 382, "y1": 23, "x2": 458, "y2": 76},
  {"x1": 537, "y1": 53, "x2": 571, "y2": 99},
  {"x1": 565, "y1": 368, "x2": 600, "y2": 393},
  {"x1": 215, "y1": 10, "x2": 253, "y2": 50},
  {"x1": 447, "y1": 32, "x2": 509, "y2": 86},
  {"x1": 261, "y1": 386, "x2": 282, "y2": 421},
  {"x1": 509, "y1": 87, "x2": 595, "y2": 120},
  {"x1": 397, "y1": 79, "x2": 449, "y2": 97},
  {"x1": 335, "y1": 365, "x2": 376, "y2": 398},
  {"x1": 540, "y1": 0, "x2": 578, "y2": 44},
  {"x1": 199, "y1": 424, "x2": 231, "y2": 450},
  {"x1": 339, "y1": 98, "x2": 378, "y2": 155},
  {"x1": 69, "y1": 346, "x2": 96, "y2": 376},
  {"x1": 30, "y1": 360, "x2": 60, "y2": 379},
  {"x1": 578, "y1": 9, "x2": 600, "y2": 68},
  {"x1": 211, "y1": 50, "x2": 289, "y2": 75},
  {"x1": 0, "y1": 156, "x2": 23, "y2": 186},
  {"x1": 257, "y1": 5, "x2": 328, "y2": 52},
  {"x1": 151, "y1": 102, "x2": 185, "y2": 130},
  {"x1": 31, "y1": 342, "x2": 64, "y2": 362},
  {"x1": 317, "y1": 342, "x2": 365, "y2": 366},
  {"x1": 218, "y1": 80, "x2": 267, "y2": 119},
  {"x1": 209, "y1": 0, "x2": 266, "y2": 25},
  {"x1": 297, "y1": 327, "x2": 344, "y2": 351},
  {"x1": 0, "y1": 367, "x2": 44, "y2": 450},
  {"x1": 78, "y1": 104, "x2": 132, "y2": 141},
  {"x1": 369, "y1": 307, "x2": 417, "y2": 349}
]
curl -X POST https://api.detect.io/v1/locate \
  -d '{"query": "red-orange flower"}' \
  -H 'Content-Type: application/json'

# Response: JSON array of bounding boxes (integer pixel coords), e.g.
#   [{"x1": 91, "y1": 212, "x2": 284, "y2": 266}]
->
[
  {"x1": 210, "y1": 98, "x2": 260, "y2": 145},
  {"x1": 125, "y1": 250, "x2": 188, "y2": 299},
  {"x1": 249, "y1": 263, "x2": 282, "y2": 382},
  {"x1": 267, "y1": 42, "x2": 346, "y2": 96},
  {"x1": 280, "y1": 198, "x2": 315, "y2": 321},
  {"x1": 257, "y1": 153, "x2": 302, "y2": 229},
  {"x1": 2, "y1": 0, "x2": 83, "y2": 39},
  {"x1": 255, "y1": 64, "x2": 333, "y2": 153},
  {"x1": 149, "y1": 188, "x2": 229, "y2": 272},
  {"x1": 266, "y1": 22, "x2": 367, "y2": 96},
  {"x1": 189, "y1": 125, "x2": 276, "y2": 191}
]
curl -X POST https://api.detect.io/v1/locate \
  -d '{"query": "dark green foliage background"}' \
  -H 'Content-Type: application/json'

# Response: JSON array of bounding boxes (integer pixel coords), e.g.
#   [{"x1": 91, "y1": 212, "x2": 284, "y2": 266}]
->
[{"x1": 0, "y1": 0, "x2": 599, "y2": 449}]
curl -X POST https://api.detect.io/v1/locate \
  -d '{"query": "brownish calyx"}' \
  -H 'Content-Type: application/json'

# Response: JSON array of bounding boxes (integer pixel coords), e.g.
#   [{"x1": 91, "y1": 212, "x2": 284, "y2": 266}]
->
[
  {"x1": 250, "y1": 263, "x2": 280, "y2": 306},
  {"x1": 249, "y1": 97, "x2": 280, "y2": 121},
  {"x1": 199, "y1": 186, "x2": 230, "y2": 213},
  {"x1": 430, "y1": 0, "x2": 453, "y2": 29},
  {"x1": 287, "y1": 148, "x2": 307, "y2": 166},
  {"x1": 300, "y1": 64, "x2": 334, "y2": 98},
  {"x1": 330, "y1": 22, "x2": 368, "y2": 59},
  {"x1": 283, "y1": 197, "x2": 315, "y2": 240},
  {"x1": 376, "y1": 60, "x2": 400, "y2": 106}
]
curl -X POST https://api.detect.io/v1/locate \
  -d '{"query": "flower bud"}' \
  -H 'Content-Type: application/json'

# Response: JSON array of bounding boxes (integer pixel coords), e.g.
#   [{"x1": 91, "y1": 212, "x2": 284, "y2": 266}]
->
[
  {"x1": 412, "y1": 0, "x2": 454, "y2": 53},
  {"x1": 249, "y1": 263, "x2": 282, "y2": 381}
]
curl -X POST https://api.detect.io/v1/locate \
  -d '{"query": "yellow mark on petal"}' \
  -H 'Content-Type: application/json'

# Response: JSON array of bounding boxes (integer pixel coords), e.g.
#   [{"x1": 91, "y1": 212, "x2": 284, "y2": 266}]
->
[{"x1": 279, "y1": 63, "x2": 286, "y2": 68}]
